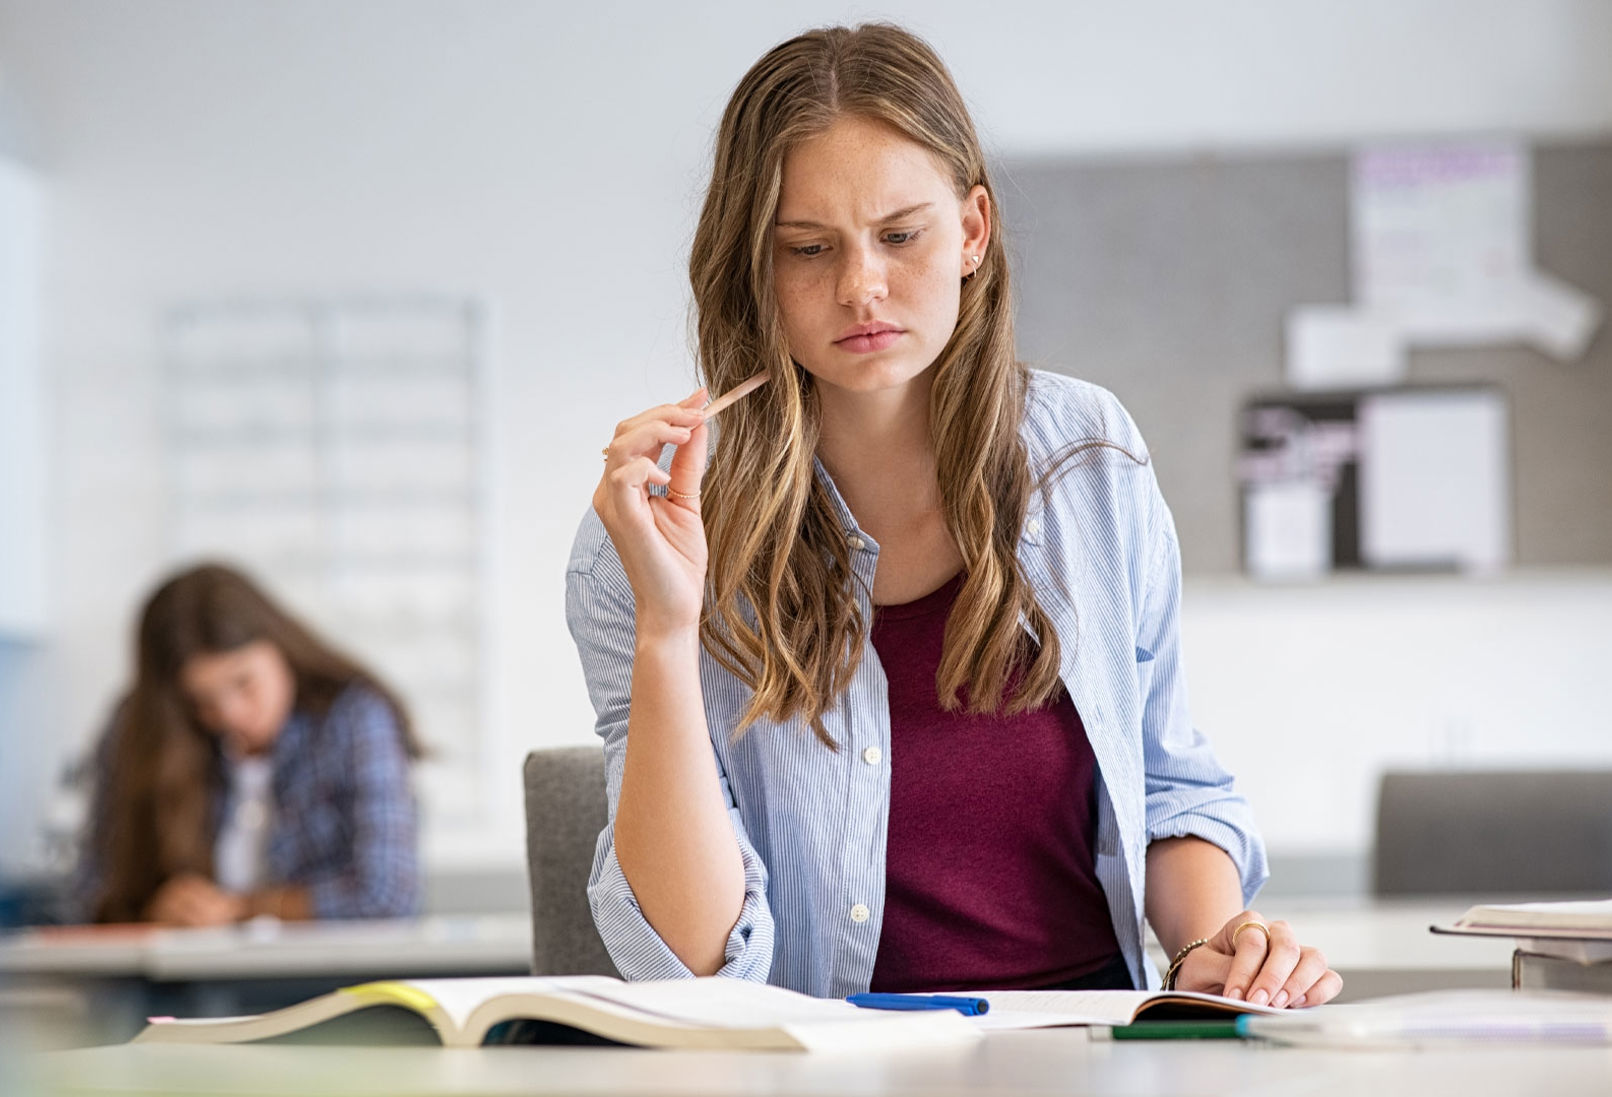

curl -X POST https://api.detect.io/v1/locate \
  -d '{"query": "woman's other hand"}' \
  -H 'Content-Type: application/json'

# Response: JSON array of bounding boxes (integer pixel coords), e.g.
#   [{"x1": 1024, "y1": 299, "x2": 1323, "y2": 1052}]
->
[
  {"x1": 592, "y1": 389, "x2": 710, "y2": 635},
  {"x1": 1175, "y1": 909, "x2": 1342, "y2": 1008},
  {"x1": 144, "y1": 873, "x2": 246, "y2": 927}
]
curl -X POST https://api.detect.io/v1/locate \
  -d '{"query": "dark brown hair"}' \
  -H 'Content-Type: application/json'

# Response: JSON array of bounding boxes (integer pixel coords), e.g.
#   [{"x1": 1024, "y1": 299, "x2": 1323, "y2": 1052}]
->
[{"x1": 88, "y1": 562, "x2": 419, "y2": 922}]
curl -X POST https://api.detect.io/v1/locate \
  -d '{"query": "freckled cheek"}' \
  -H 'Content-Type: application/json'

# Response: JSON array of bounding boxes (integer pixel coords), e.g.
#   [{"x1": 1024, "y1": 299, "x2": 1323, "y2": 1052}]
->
[
  {"x1": 776, "y1": 269, "x2": 837, "y2": 337},
  {"x1": 891, "y1": 255, "x2": 957, "y2": 326}
]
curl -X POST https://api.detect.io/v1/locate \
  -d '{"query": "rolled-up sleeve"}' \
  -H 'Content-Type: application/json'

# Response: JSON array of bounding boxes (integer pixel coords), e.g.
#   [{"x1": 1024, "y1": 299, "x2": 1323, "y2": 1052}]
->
[
  {"x1": 304, "y1": 687, "x2": 421, "y2": 919},
  {"x1": 1135, "y1": 479, "x2": 1269, "y2": 905},
  {"x1": 565, "y1": 516, "x2": 775, "y2": 982}
]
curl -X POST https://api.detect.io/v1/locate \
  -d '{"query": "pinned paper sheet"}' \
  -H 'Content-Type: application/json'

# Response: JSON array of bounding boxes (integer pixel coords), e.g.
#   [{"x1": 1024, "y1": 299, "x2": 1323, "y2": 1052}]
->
[
  {"x1": 1357, "y1": 389, "x2": 1510, "y2": 574},
  {"x1": 1347, "y1": 141, "x2": 1603, "y2": 362},
  {"x1": 1244, "y1": 481, "x2": 1332, "y2": 580},
  {"x1": 1286, "y1": 306, "x2": 1406, "y2": 390}
]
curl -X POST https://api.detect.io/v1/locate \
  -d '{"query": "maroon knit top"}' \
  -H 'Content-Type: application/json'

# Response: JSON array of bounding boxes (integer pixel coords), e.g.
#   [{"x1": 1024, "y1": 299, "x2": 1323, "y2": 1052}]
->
[{"x1": 867, "y1": 572, "x2": 1123, "y2": 992}]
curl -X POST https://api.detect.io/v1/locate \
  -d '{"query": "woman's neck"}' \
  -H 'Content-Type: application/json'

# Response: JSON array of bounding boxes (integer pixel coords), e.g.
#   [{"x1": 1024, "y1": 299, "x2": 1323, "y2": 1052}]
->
[{"x1": 815, "y1": 370, "x2": 940, "y2": 535}]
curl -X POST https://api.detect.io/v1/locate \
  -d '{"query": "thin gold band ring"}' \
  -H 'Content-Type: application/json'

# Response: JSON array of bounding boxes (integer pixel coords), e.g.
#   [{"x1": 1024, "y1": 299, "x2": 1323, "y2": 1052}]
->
[{"x1": 1232, "y1": 921, "x2": 1271, "y2": 949}]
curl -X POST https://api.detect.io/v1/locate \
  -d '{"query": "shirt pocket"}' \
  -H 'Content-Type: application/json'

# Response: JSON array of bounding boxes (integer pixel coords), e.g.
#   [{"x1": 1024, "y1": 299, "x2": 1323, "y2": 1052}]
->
[{"x1": 1134, "y1": 646, "x2": 1157, "y2": 711}]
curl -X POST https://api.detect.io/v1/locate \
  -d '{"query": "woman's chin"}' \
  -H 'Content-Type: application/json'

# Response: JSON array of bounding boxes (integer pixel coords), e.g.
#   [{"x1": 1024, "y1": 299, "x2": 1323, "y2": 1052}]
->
[{"x1": 808, "y1": 355, "x2": 935, "y2": 397}]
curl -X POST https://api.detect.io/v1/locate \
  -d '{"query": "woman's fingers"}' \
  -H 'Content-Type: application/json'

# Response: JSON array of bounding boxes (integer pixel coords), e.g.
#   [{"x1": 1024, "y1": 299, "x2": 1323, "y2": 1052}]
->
[
  {"x1": 1290, "y1": 967, "x2": 1343, "y2": 1009},
  {"x1": 1242, "y1": 920, "x2": 1302, "y2": 1006},
  {"x1": 603, "y1": 418, "x2": 699, "y2": 470},
  {"x1": 1274, "y1": 946, "x2": 1333, "y2": 1009},
  {"x1": 1218, "y1": 910, "x2": 1270, "y2": 1001},
  {"x1": 1201, "y1": 910, "x2": 1342, "y2": 1008},
  {"x1": 605, "y1": 456, "x2": 672, "y2": 504},
  {"x1": 665, "y1": 418, "x2": 709, "y2": 510},
  {"x1": 609, "y1": 390, "x2": 707, "y2": 447},
  {"x1": 597, "y1": 387, "x2": 710, "y2": 522}
]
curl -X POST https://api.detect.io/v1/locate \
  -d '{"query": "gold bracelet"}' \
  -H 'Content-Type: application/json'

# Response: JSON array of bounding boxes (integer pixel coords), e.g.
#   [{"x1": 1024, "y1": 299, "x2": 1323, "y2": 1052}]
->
[{"x1": 1163, "y1": 936, "x2": 1211, "y2": 991}]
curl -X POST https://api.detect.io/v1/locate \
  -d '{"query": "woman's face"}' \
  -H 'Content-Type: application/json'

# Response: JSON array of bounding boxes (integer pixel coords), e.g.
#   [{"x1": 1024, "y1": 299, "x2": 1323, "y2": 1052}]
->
[
  {"x1": 771, "y1": 114, "x2": 990, "y2": 403},
  {"x1": 179, "y1": 640, "x2": 296, "y2": 756}
]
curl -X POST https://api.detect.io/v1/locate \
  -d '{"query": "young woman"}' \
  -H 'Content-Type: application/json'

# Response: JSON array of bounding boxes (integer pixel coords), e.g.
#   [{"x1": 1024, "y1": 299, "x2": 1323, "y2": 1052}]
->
[
  {"x1": 570, "y1": 23, "x2": 1341, "y2": 1007},
  {"x1": 76, "y1": 563, "x2": 422, "y2": 925}
]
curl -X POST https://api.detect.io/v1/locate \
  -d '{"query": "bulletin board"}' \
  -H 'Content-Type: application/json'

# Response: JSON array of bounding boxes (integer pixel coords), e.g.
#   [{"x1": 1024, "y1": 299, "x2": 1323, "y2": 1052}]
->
[{"x1": 1000, "y1": 140, "x2": 1612, "y2": 575}]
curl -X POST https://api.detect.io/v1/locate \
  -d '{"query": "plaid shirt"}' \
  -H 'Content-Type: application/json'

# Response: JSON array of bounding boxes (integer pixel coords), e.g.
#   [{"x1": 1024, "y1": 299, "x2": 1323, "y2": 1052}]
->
[
  {"x1": 77, "y1": 683, "x2": 420, "y2": 920},
  {"x1": 259, "y1": 684, "x2": 421, "y2": 918}
]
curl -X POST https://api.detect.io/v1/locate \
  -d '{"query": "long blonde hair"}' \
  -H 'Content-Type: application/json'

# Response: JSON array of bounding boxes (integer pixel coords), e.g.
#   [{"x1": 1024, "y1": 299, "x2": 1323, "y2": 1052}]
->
[{"x1": 690, "y1": 23, "x2": 1069, "y2": 745}]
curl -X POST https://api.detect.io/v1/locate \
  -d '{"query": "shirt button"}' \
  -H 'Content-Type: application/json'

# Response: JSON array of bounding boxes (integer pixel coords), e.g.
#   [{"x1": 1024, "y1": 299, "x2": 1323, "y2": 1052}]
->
[
  {"x1": 850, "y1": 536, "x2": 866, "y2": 551},
  {"x1": 861, "y1": 746, "x2": 882, "y2": 766},
  {"x1": 850, "y1": 903, "x2": 870, "y2": 924},
  {"x1": 1026, "y1": 518, "x2": 1041, "y2": 536}
]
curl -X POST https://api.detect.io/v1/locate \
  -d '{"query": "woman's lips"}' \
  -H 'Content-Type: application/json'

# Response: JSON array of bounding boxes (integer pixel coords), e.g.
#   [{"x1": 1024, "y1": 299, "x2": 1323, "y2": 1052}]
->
[{"x1": 835, "y1": 330, "x2": 903, "y2": 353}]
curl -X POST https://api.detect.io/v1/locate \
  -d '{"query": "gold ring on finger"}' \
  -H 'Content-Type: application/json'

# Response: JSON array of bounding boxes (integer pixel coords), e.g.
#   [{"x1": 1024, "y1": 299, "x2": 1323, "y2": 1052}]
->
[
  {"x1": 666, "y1": 487, "x2": 699, "y2": 501},
  {"x1": 1232, "y1": 921, "x2": 1271, "y2": 948}
]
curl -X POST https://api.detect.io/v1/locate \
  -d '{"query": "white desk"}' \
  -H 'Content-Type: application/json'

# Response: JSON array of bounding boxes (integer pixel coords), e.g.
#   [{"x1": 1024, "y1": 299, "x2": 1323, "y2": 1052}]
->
[
  {"x1": 0, "y1": 914, "x2": 535, "y2": 1047},
  {"x1": 1260, "y1": 897, "x2": 1516, "y2": 1000},
  {"x1": 22, "y1": 1031, "x2": 1612, "y2": 1097},
  {"x1": 1, "y1": 902, "x2": 1512, "y2": 990},
  {"x1": 1137, "y1": 897, "x2": 1515, "y2": 1001},
  {"x1": 0, "y1": 914, "x2": 532, "y2": 980}
]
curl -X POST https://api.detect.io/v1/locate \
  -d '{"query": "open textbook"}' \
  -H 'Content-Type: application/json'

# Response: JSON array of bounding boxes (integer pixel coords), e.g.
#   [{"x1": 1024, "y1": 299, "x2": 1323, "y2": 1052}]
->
[
  {"x1": 133, "y1": 976, "x2": 981, "y2": 1052},
  {"x1": 133, "y1": 977, "x2": 1282, "y2": 1050}
]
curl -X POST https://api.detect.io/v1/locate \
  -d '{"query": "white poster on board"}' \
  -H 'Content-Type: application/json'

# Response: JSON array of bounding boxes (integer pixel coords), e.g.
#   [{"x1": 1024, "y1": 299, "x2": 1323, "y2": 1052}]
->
[
  {"x1": 1348, "y1": 143, "x2": 1601, "y2": 361},
  {"x1": 1356, "y1": 389, "x2": 1510, "y2": 574}
]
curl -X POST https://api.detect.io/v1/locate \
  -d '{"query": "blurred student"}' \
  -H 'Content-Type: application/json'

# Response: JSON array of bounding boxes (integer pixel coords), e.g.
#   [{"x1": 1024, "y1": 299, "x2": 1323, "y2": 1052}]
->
[{"x1": 76, "y1": 562, "x2": 422, "y2": 925}]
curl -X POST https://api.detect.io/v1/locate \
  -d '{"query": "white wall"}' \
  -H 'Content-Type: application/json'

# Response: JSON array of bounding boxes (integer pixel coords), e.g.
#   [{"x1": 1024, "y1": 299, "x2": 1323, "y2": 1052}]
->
[
  {"x1": 0, "y1": 159, "x2": 45, "y2": 637},
  {"x1": 1, "y1": 0, "x2": 1609, "y2": 873},
  {"x1": 1183, "y1": 571, "x2": 1612, "y2": 856}
]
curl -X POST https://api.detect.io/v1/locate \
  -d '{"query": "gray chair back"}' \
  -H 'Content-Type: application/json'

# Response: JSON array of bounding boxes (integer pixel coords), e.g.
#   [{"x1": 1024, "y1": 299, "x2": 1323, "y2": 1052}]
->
[
  {"x1": 1373, "y1": 770, "x2": 1612, "y2": 896},
  {"x1": 522, "y1": 746, "x2": 618, "y2": 976}
]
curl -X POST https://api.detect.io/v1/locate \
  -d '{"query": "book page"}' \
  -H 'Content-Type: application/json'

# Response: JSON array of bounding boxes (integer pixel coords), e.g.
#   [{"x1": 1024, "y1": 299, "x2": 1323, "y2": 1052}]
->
[
  {"x1": 389, "y1": 976, "x2": 625, "y2": 1030},
  {"x1": 966, "y1": 989, "x2": 1281, "y2": 1031},
  {"x1": 961, "y1": 990, "x2": 1159, "y2": 1029},
  {"x1": 571, "y1": 978, "x2": 867, "y2": 1028},
  {"x1": 1459, "y1": 899, "x2": 1612, "y2": 932}
]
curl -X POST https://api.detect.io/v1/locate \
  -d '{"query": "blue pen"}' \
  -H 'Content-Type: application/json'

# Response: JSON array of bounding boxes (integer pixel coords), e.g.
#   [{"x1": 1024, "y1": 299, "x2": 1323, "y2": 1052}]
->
[{"x1": 846, "y1": 992, "x2": 990, "y2": 1016}]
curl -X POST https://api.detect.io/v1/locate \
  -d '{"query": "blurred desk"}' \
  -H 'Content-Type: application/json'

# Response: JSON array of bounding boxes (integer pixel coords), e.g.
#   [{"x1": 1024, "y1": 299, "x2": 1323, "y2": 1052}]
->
[
  {"x1": 0, "y1": 915, "x2": 532, "y2": 1045},
  {"x1": 5, "y1": 901, "x2": 1516, "y2": 1044},
  {"x1": 4, "y1": 901, "x2": 1510, "y2": 989},
  {"x1": 1141, "y1": 898, "x2": 1514, "y2": 1002},
  {"x1": 25, "y1": 1030, "x2": 1612, "y2": 1097},
  {"x1": 0, "y1": 914, "x2": 532, "y2": 980},
  {"x1": 1278, "y1": 897, "x2": 1515, "y2": 1001}
]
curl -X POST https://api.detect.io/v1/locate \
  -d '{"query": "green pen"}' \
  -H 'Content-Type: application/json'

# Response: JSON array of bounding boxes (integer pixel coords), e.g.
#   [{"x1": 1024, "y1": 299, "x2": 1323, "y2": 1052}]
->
[{"x1": 1102, "y1": 1019, "x2": 1244, "y2": 1041}]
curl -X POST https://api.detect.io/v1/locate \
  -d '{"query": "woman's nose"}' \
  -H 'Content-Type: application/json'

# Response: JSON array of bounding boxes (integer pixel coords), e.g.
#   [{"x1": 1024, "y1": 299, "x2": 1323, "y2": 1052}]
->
[
  {"x1": 836, "y1": 247, "x2": 888, "y2": 308},
  {"x1": 218, "y1": 693, "x2": 255, "y2": 736}
]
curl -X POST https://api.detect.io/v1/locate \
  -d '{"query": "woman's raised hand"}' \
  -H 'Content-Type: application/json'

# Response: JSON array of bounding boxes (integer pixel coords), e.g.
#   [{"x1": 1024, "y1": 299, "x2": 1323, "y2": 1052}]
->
[{"x1": 593, "y1": 388, "x2": 710, "y2": 635}]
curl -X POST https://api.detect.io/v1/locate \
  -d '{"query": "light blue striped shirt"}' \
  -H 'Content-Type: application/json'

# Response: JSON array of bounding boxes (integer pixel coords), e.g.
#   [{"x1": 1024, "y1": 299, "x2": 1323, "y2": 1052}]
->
[{"x1": 565, "y1": 371, "x2": 1267, "y2": 996}]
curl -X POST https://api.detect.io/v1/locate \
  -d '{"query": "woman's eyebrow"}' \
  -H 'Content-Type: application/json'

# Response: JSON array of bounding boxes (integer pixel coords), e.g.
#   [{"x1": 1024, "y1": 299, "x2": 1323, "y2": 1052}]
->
[{"x1": 774, "y1": 202, "x2": 934, "y2": 230}]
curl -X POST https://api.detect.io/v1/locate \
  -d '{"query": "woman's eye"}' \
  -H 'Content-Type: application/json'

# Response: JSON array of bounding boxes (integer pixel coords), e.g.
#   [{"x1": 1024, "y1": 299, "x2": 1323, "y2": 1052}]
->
[
  {"x1": 884, "y1": 230, "x2": 920, "y2": 245},
  {"x1": 791, "y1": 243, "x2": 826, "y2": 257}
]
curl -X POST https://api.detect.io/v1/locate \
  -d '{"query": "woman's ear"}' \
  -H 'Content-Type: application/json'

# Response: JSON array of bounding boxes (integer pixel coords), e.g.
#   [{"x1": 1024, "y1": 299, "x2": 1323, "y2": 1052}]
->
[{"x1": 960, "y1": 184, "x2": 991, "y2": 276}]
